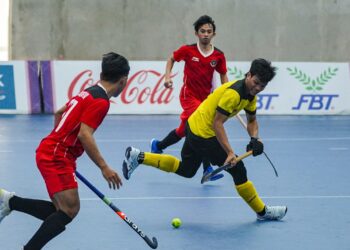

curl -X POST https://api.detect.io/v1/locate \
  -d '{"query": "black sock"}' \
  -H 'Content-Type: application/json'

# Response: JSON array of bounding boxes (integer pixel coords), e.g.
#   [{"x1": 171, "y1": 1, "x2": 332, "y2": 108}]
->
[
  {"x1": 138, "y1": 152, "x2": 145, "y2": 163},
  {"x1": 24, "y1": 210, "x2": 72, "y2": 250},
  {"x1": 257, "y1": 206, "x2": 266, "y2": 216},
  {"x1": 9, "y1": 196, "x2": 56, "y2": 220},
  {"x1": 202, "y1": 159, "x2": 211, "y2": 171},
  {"x1": 158, "y1": 129, "x2": 182, "y2": 150}
]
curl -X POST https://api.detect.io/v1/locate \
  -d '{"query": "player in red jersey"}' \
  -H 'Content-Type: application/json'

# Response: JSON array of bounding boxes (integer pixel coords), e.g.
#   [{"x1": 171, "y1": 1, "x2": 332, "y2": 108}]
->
[
  {"x1": 0, "y1": 52, "x2": 130, "y2": 249},
  {"x1": 150, "y1": 15, "x2": 229, "y2": 182}
]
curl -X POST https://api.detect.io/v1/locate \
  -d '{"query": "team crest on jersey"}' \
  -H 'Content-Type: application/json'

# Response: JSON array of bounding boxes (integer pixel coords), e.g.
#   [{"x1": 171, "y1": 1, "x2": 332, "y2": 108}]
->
[
  {"x1": 192, "y1": 57, "x2": 199, "y2": 62},
  {"x1": 210, "y1": 60, "x2": 217, "y2": 67}
]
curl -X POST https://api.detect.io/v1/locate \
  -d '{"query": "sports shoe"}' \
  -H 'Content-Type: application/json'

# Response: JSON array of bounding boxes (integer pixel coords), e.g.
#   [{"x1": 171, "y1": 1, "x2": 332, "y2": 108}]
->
[
  {"x1": 202, "y1": 165, "x2": 224, "y2": 182},
  {"x1": 257, "y1": 205, "x2": 288, "y2": 221},
  {"x1": 123, "y1": 146, "x2": 141, "y2": 180},
  {"x1": 0, "y1": 189, "x2": 15, "y2": 223},
  {"x1": 150, "y1": 138, "x2": 163, "y2": 154}
]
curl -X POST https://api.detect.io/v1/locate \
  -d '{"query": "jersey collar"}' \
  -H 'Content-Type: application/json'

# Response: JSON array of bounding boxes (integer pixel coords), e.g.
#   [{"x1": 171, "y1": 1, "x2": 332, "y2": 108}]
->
[
  {"x1": 197, "y1": 42, "x2": 214, "y2": 58},
  {"x1": 97, "y1": 83, "x2": 108, "y2": 94}
]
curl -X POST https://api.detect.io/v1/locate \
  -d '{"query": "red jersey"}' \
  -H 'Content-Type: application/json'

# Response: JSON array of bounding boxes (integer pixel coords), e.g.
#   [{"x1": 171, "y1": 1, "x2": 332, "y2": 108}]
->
[
  {"x1": 173, "y1": 43, "x2": 227, "y2": 102},
  {"x1": 36, "y1": 84, "x2": 109, "y2": 160}
]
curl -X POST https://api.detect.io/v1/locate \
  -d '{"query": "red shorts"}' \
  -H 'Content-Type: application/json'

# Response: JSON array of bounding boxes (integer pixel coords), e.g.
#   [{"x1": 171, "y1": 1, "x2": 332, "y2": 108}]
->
[
  {"x1": 176, "y1": 96, "x2": 202, "y2": 137},
  {"x1": 36, "y1": 152, "x2": 78, "y2": 199}
]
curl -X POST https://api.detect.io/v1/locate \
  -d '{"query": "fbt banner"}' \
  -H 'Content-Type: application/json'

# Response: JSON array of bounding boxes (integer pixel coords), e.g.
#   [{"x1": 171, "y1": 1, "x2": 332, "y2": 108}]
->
[
  {"x1": 49, "y1": 61, "x2": 350, "y2": 115},
  {"x1": 0, "y1": 61, "x2": 40, "y2": 114}
]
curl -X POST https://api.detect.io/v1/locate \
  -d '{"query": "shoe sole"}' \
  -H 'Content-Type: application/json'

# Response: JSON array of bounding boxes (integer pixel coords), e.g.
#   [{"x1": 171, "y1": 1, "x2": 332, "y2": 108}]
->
[
  {"x1": 122, "y1": 160, "x2": 129, "y2": 180},
  {"x1": 125, "y1": 146, "x2": 132, "y2": 159}
]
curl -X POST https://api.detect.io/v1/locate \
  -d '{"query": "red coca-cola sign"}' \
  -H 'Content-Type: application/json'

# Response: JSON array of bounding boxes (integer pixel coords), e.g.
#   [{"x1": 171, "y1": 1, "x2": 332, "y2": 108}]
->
[{"x1": 68, "y1": 69, "x2": 177, "y2": 105}]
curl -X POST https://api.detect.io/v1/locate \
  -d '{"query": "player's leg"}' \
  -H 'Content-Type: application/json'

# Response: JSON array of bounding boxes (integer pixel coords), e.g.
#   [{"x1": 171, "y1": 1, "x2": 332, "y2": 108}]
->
[
  {"x1": 23, "y1": 156, "x2": 78, "y2": 249},
  {"x1": 225, "y1": 162, "x2": 287, "y2": 220},
  {"x1": 7, "y1": 192, "x2": 56, "y2": 220},
  {"x1": 151, "y1": 128, "x2": 183, "y2": 154},
  {"x1": 24, "y1": 188, "x2": 78, "y2": 249},
  {"x1": 124, "y1": 133, "x2": 202, "y2": 179}
]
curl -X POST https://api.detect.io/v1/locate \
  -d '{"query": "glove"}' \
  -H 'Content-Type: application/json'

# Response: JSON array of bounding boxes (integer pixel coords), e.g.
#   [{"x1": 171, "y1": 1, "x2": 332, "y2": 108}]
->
[{"x1": 246, "y1": 137, "x2": 264, "y2": 156}]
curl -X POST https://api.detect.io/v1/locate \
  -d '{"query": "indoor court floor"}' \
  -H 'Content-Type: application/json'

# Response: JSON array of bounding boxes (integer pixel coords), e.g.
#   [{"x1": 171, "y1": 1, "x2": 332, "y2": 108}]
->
[{"x1": 0, "y1": 114, "x2": 349, "y2": 250}]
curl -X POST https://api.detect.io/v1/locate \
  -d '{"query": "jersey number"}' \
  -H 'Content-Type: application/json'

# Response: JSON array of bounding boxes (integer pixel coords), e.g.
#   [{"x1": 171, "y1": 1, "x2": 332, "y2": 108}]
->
[{"x1": 55, "y1": 99, "x2": 79, "y2": 132}]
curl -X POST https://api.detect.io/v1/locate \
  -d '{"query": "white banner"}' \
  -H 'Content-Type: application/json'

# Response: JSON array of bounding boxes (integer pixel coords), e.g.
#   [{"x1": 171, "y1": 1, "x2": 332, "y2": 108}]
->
[
  {"x1": 52, "y1": 61, "x2": 183, "y2": 114},
  {"x1": 0, "y1": 61, "x2": 32, "y2": 114},
  {"x1": 51, "y1": 61, "x2": 350, "y2": 115}
]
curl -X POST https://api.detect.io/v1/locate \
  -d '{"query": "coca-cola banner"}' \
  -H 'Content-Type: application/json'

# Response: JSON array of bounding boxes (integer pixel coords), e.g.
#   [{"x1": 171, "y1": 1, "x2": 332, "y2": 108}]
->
[
  {"x1": 49, "y1": 61, "x2": 183, "y2": 114},
  {"x1": 47, "y1": 61, "x2": 350, "y2": 115}
]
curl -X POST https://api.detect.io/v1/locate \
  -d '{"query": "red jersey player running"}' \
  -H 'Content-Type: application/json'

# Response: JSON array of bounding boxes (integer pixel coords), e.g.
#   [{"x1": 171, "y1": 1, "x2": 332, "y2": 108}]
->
[
  {"x1": 0, "y1": 52, "x2": 129, "y2": 249},
  {"x1": 150, "y1": 15, "x2": 229, "y2": 182}
]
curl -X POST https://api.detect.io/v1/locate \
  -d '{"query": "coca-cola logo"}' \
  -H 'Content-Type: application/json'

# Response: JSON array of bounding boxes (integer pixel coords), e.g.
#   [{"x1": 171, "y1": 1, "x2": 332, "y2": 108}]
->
[{"x1": 68, "y1": 69, "x2": 176, "y2": 105}]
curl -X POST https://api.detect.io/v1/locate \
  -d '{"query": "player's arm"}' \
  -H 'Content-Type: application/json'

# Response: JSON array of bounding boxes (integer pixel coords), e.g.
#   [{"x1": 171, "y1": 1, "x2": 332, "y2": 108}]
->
[
  {"x1": 213, "y1": 111, "x2": 237, "y2": 166},
  {"x1": 245, "y1": 112, "x2": 259, "y2": 138},
  {"x1": 164, "y1": 56, "x2": 175, "y2": 88},
  {"x1": 78, "y1": 122, "x2": 122, "y2": 189},
  {"x1": 220, "y1": 73, "x2": 228, "y2": 84},
  {"x1": 54, "y1": 105, "x2": 67, "y2": 127}
]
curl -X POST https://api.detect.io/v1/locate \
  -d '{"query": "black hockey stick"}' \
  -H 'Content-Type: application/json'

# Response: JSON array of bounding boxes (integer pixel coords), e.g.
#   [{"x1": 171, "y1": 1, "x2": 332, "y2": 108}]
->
[{"x1": 75, "y1": 171, "x2": 158, "y2": 249}]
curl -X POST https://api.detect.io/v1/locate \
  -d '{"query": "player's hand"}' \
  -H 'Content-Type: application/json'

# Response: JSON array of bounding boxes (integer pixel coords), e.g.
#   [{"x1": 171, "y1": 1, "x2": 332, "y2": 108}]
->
[
  {"x1": 101, "y1": 167, "x2": 123, "y2": 190},
  {"x1": 246, "y1": 137, "x2": 264, "y2": 156},
  {"x1": 164, "y1": 78, "x2": 173, "y2": 88},
  {"x1": 224, "y1": 151, "x2": 237, "y2": 167}
]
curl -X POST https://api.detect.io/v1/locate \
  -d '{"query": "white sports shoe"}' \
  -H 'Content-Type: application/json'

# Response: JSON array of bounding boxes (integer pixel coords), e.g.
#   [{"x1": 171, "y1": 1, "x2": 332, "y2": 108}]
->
[
  {"x1": 122, "y1": 146, "x2": 141, "y2": 180},
  {"x1": 257, "y1": 205, "x2": 288, "y2": 221},
  {"x1": 0, "y1": 188, "x2": 15, "y2": 223}
]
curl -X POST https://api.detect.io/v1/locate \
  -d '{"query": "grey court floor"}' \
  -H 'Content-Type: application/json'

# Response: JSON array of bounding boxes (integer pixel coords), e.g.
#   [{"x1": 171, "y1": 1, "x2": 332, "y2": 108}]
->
[{"x1": 0, "y1": 114, "x2": 349, "y2": 250}]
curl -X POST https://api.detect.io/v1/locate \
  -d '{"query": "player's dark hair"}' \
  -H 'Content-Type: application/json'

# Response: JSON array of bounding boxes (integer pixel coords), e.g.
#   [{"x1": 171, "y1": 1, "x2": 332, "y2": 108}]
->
[
  {"x1": 248, "y1": 58, "x2": 276, "y2": 83},
  {"x1": 101, "y1": 52, "x2": 130, "y2": 83},
  {"x1": 193, "y1": 15, "x2": 216, "y2": 32}
]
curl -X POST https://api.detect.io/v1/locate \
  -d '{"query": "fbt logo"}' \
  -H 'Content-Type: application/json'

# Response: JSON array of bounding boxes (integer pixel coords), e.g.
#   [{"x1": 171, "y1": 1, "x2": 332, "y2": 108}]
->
[
  {"x1": 287, "y1": 66, "x2": 339, "y2": 111},
  {"x1": 0, "y1": 65, "x2": 16, "y2": 109},
  {"x1": 292, "y1": 94, "x2": 339, "y2": 110},
  {"x1": 256, "y1": 94, "x2": 279, "y2": 110}
]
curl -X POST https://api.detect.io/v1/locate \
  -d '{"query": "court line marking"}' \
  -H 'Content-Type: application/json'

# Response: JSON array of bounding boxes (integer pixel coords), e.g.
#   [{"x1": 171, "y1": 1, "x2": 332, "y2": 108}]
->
[
  {"x1": 80, "y1": 195, "x2": 350, "y2": 201},
  {"x1": 329, "y1": 147, "x2": 348, "y2": 151}
]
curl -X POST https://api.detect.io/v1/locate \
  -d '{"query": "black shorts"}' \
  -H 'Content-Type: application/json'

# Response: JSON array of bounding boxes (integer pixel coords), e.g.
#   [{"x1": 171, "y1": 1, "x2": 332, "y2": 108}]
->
[{"x1": 180, "y1": 124, "x2": 227, "y2": 174}]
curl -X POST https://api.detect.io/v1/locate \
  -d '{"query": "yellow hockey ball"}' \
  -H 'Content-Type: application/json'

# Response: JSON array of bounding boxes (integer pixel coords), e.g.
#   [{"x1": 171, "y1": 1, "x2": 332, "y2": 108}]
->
[{"x1": 171, "y1": 218, "x2": 182, "y2": 228}]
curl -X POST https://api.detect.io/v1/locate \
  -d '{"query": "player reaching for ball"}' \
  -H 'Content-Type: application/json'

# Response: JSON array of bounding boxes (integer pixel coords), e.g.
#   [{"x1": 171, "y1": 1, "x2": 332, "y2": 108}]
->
[
  {"x1": 123, "y1": 59, "x2": 287, "y2": 221},
  {"x1": 150, "y1": 15, "x2": 228, "y2": 182},
  {"x1": 0, "y1": 52, "x2": 129, "y2": 249}
]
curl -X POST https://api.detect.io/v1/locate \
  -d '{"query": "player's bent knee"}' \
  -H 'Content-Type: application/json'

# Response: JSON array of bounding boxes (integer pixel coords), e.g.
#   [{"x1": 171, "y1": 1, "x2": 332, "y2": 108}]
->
[
  {"x1": 225, "y1": 161, "x2": 248, "y2": 185},
  {"x1": 175, "y1": 163, "x2": 197, "y2": 178}
]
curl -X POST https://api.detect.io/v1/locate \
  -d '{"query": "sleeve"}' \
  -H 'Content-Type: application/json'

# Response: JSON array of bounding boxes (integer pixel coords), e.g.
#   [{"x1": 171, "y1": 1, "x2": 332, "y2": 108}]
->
[
  {"x1": 244, "y1": 96, "x2": 257, "y2": 115},
  {"x1": 215, "y1": 53, "x2": 227, "y2": 74},
  {"x1": 173, "y1": 45, "x2": 188, "y2": 62},
  {"x1": 216, "y1": 89, "x2": 240, "y2": 116},
  {"x1": 80, "y1": 99, "x2": 109, "y2": 130}
]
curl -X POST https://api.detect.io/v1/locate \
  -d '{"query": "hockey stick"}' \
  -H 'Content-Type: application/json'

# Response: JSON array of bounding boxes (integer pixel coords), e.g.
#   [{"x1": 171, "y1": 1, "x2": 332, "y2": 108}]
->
[
  {"x1": 235, "y1": 114, "x2": 278, "y2": 177},
  {"x1": 75, "y1": 171, "x2": 158, "y2": 249},
  {"x1": 201, "y1": 151, "x2": 253, "y2": 184}
]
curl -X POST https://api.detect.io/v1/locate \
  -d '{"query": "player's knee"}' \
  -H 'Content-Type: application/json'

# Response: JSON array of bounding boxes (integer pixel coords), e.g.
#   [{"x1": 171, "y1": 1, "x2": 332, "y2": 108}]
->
[
  {"x1": 62, "y1": 202, "x2": 80, "y2": 219},
  {"x1": 225, "y1": 161, "x2": 248, "y2": 185},
  {"x1": 175, "y1": 163, "x2": 197, "y2": 178}
]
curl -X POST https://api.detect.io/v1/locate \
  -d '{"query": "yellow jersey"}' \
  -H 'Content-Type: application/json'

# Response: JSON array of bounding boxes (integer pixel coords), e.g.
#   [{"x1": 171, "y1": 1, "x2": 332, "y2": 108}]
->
[{"x1": 188, "y1": 79, "x2": 257, "y2": 138}]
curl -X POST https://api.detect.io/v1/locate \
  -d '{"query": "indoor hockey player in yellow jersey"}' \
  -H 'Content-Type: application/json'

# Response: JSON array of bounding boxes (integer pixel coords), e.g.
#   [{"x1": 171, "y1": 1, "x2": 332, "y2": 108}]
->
[{"x1": 123, "y1": 58, "x2": 287, "y2": 220}]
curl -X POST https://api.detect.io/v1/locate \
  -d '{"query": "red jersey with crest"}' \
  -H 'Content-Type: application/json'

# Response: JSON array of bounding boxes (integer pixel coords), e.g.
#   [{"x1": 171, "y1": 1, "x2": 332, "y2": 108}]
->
[
  {"x1": 36, "y1": 84, "x2": 109, "y2": 161},
  {"x1": 173, "y1": 43, "x2": 227, "y2": 102}
]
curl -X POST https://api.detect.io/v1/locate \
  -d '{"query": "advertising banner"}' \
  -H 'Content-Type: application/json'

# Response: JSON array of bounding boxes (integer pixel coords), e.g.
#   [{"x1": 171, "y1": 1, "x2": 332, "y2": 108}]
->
[
  {"x1": 0, "y1": 61, "x2": 40, "y2": 114},
  {"x1": 49, "y1": 61, "x2": 183, "y2": 114},
  {"x1": 48, "y1": 60, "x2": 350, "y2": 115}
]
